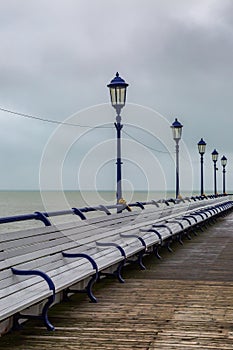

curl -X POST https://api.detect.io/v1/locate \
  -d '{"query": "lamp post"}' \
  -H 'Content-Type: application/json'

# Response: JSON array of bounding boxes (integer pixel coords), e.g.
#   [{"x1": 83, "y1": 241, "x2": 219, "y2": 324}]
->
[
  {"x1": 197, "y1": 138, "x2": 206, "y2": 196},
  {"x1": 221, "y1": 155, "x2": 227, "y2": 195},
  {"x1": 107, "y1": 72, "x2": 129, "y2": 204},
  {"x1": 211, "y1": 149, "x2": 218, "y2": 195},
  {"x1": 171, "y1": 118, "x2": 183, "y2": 199}
]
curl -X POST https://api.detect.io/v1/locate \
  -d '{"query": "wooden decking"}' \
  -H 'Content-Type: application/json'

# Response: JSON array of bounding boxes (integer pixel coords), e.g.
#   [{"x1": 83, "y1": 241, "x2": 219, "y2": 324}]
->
[{"x1": 1, "y1": 213, "x2": 233, "y2": 349}]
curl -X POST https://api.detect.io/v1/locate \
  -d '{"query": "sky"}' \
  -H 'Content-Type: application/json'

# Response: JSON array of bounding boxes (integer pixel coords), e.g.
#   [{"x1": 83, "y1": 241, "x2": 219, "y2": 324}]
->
[{"x1": 0, "y1": 0, "x2": 233, "y2": 198}]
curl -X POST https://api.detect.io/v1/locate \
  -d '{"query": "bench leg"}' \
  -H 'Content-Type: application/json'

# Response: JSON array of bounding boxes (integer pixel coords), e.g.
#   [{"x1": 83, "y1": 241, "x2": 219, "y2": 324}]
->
[
  {"x1": 127, "y1": 251, "x2": 146, "y2": 270},
  {"x1": 153, "y1": 245, "x2": 162, "y2": 259},
  {"x1": 86, "y1": 275, "x2": 98, "y2": 302},
  {"x1": 12, "y1": 313, "x2": 22, "y2": 331},
  {"x1": 42, "y1": 295, "x2": 56, "y2": 330},
  {"x1": 166, "y1": 240, "x2": 173, "y2": 253},
  {"x1": 191, "y1": 228, "x2": 198, "y2": 236},
  {"x1": 12, "y1": 295, "x2": 55, "y2": 331},
  {"x1": 64, "y1": 273, "x2": 98, "y2": 303},
  {"x1": 198, "y1": 224, "x2": 205, "y2": 232},
  {"x1": 62, "y1": 252, "x2": 99, "y2": 302},
  {"x1": 115, "y1": 260, "x2": 125, "y2": 283},
  {"x1": 177, "y1": 234, "x2": 183, "y2": 245},
  {"x1": 99, "y1": 260, "x2": 126, "y2": 284},
  {"x1": 138, "y1": 251, "x2": 146, "y2": 270},
  {"x1": 184, "y1": 231, "x2": 192, "y2": 240}
]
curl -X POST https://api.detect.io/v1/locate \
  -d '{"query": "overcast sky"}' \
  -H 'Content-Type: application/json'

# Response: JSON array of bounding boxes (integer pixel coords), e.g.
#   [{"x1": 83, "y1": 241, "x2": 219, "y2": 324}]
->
[{"x1": 0, "y1": 0, "x2": 233, "y2": 198}]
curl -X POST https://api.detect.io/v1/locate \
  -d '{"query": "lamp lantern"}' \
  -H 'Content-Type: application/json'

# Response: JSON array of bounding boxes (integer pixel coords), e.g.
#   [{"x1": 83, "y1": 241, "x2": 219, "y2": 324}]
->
[{"x1": 198, "y1": 138, "x2": 206, "y2": 155}]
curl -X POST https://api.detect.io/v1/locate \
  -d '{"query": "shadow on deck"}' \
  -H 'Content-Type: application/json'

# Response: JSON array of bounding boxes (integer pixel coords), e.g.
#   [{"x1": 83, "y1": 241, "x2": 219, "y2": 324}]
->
[{"x1": 1, "y1": 213, "x2": 233, "y2": 349}]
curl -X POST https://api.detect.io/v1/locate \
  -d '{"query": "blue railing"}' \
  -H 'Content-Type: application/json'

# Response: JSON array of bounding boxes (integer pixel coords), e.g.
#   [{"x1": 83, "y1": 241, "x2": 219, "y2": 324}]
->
[{"x1": 0, "y1": 194, "x2": 227, "y2": 228}]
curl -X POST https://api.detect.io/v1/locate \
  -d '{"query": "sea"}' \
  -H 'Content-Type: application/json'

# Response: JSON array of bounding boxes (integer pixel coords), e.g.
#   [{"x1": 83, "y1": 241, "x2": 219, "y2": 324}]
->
[{"x1": 0, "y1": 190, "x2": 202, "y2": 232}]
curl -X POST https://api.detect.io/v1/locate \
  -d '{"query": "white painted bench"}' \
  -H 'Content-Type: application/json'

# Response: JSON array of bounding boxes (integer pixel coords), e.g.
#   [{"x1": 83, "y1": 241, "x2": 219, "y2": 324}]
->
[{"x1": 0, "y1": 196, "x2": 232, "y2": 333}]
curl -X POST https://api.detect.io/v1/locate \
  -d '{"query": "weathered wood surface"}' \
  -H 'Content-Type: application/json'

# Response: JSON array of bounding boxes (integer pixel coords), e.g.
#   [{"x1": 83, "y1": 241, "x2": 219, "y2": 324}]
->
[{"x1": 1, "y1": 213, "x2": 233, "y2": 349}]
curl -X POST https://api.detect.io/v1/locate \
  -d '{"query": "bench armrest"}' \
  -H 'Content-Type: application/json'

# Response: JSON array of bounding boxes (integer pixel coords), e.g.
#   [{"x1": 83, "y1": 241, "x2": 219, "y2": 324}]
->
[
  {"x1": 11, "y1": 268, "x2": 55, "y2": 293},
  {"x1": 62, "y1": 252, "x2": 98, "y2": 273},
  {"x1": 139, "y1": 228, "x2": 162, "y2": 244},
  {"x1": 165, "y1": 220, "x2": 184, "y2": 230},
  {"x1": 152, "y1": 224, "x2": 173, "y2": 235},
  {"x1": 11, "y1": 267, "x2": 55, "y2": 331},
  {"x1": 62, "y1": 252, "x2": 99, "y2": 303},
  {"x1": 120, "y1": 233, "x2": 147, "y2": 249},
  {"x1": 96, "y1": 242, "x2": 126, "y2": 257}
]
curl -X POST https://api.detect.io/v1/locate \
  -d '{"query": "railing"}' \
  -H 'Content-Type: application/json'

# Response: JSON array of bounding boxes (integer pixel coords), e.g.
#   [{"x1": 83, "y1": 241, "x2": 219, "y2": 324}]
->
[{"x1": 0, "y1": 194, "x2": 228, "y2": 228}]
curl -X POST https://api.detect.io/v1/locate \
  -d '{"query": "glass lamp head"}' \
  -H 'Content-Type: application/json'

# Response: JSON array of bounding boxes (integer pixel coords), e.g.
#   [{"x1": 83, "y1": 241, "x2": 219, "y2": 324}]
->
[
  {"x1": 171, "y1": 118, "x2": 183, "y2": 141},
  {"x1": 198, "y1": 138, "x2": 206, "y2": 155},
  {"x1": 107, "y1": 72, "x2": 128, "y2": 113}
]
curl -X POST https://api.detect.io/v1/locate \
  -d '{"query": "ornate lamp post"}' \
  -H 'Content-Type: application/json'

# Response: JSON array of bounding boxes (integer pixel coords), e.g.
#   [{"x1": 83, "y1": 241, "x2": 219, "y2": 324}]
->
[
  {"x1": 107, "y1": 72, "x2": 129, "y2": 204},
  {"x1": 197, "y1": 138, "x2": 206, "y2": 196},
  {"x1": 171, "y1": 118, "x2": 183, "y2": 199},
  {"x1": 211, "y1": 149, "x2": 218, "y2": 195},
  {"x1": 221, "y1": 155, "x2": 227, "y2": 195}
]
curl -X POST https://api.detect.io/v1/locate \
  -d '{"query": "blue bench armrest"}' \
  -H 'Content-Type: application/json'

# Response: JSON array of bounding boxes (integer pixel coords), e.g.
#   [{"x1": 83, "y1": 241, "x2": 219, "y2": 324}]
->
[
  {"x1": 96, "y1": 241, "x2": 126, "y2": 257},
  {"x1": 11, "y1": 267, "x2": 55, "y2": 331}
]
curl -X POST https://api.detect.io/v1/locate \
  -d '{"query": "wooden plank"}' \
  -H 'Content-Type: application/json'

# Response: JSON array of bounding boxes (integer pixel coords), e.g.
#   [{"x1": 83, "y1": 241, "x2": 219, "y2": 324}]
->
[
  {"x1": 0, "y1": 209, "x2": 233, "y2": 348},
  {"x1": 0, "y1": 197, "x2": 231, "y2": 340}
]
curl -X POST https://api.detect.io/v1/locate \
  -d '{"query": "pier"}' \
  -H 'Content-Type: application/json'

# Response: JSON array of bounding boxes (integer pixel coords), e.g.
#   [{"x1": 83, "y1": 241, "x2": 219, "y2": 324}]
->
[{"x1": 0, "y1": 209, "x2": 233, "y2": 349}]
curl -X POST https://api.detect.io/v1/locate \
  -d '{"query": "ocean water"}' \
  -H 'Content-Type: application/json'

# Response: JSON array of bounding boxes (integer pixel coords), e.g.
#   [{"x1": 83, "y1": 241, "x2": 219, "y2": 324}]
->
[{"x1": 0, "y1": 190, "x2": 198, "y2": 232}]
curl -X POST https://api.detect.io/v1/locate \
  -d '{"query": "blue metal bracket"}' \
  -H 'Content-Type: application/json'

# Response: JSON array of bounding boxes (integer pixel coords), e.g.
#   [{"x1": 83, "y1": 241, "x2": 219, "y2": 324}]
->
[
  {"x1": 152, "y1": 224, "x2": 175, "y2": 250},
  {"x1": 182, "y1": 215, "x2": 198, "y2": 224},
  {"x1": 192, "y1": 211, "x2": 209, "y2": 231},
  {"x1": 178, "y1": 216, "x2": 197, "y2": 237},
  {"x1": 152, "y1": 224, "x2": 173, "y2": 235},
  {"x1": 34, "y1": 212, "x2": 51, "y2": 226},
  {"x1": 125, "y1": 205, "x2": 132, "y2": 212},
  {"x1": 135, "y1": 202, "x2": 145, "y2": 210},
  {"x1": 151, "y1": 200, "x2": 159, "y2": 207},
  {"x1": 62, "y1": 252, "x2": 98, "y2": 302},
  {"x1": 98, "y1": 205, "x2": 111, "y2": 215},
  {"x1": 120, "y1": 233, "x2": 146, "y2": 270},
  {"x1": 166, "y1": 220, "x2": 184, "y2": 230},
  {"x1": 96, "y1": 241, "x2": 126, "y2": 257},
  {"x1": 62, "y1": 252, "x2": 98, "y2": 272},
  {"x1": 153, "y1": 245, "x2": 162, "y2": 259},
  {"x1": 72, "y1": 207, "x2": 86, "y2": 220},
  {"x1": 211, "y1": 206, "x2": 218, "y2": 214},
  {"x1": 165, "y1": 220, "x2": 185, "y2": 244},
  {"x1": 120, "y1": 233, "x2": 146, "y2": 250},
  {"x1": 179, "y1": 198, "x2": 185, "y2": 203},
  {"x1": 176, "y1": 217, "x2": 192, "y2": 225},
  {"x1": 168, "y1": 198, "x2": 176, "y2": 204},
  {"x1": 11, "y1": 267, "x2": 55, "y2": 331},
  {"x1": 139, "y1": 228, "x2": 163, "y2": 259},
  {"x1": 148, "y1": 229, "x2": 163, "y2": 244},
  {"x1": 96, "y1": 242, "x2": 126, "y2": 283},
  {"x1": 192, "y1": 211, "x2": 206, "y2": 220},
  {"x1": 139, "y1": 228, "x2": 163, "y2": 244},
  {"x1": 203, "y1": 208, "x2": 213, "y2": 216},
  {"x1": 201, "y1": 209, "x2": 210, "y2": 218},
  {"x1": 166, "y1": 240, "x2": 174, "y2": 253},
  {"x1": 114, "y1": 260, "x2": 125, "y2": 283}
]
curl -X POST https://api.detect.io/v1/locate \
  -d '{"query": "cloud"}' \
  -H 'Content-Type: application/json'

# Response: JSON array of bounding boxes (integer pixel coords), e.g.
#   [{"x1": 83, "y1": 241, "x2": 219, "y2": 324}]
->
[{"x1": 0, "y1": 0, "x2": 232, "y2": 193}]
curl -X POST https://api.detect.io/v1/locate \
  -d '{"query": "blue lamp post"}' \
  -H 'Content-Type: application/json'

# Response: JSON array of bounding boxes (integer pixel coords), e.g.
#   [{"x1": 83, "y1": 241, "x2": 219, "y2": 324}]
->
[
  {"x1": 107, "y1": 72, "x2": 129, "y2": 204},
  {"x1": 197, "y1": 138, "x2": 206, "y2": 196},
  {"x1": 221, "y1": 155, "x2": 227, "y2": 195},
  {"x1": 171, "y1": 118, "x2": 183, "y2": 199},
  {"x1": 211, "y1": 149, "x2": 218, "y2": 195}
]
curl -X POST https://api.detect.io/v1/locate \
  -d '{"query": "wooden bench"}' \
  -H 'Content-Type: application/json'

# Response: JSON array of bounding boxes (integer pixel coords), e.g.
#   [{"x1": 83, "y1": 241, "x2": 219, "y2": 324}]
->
[{"x1": 0, "y1": 196, "x2": 232, "y2": 333}]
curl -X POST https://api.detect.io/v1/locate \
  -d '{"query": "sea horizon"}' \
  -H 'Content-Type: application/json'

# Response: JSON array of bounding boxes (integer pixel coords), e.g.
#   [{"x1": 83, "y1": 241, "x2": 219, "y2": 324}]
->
[{"x1": 0, "y1": 189, "x2": 230, "y2": 232}]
